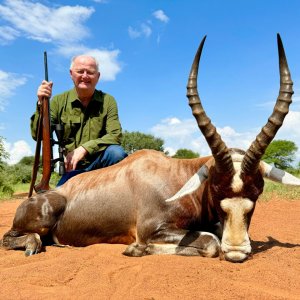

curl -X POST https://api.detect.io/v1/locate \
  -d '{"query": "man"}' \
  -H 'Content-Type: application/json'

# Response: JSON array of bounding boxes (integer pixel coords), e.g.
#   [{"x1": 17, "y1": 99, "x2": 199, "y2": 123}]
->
[{"x1": 31, "y1": 55, "x2": 127, "y2": 186}]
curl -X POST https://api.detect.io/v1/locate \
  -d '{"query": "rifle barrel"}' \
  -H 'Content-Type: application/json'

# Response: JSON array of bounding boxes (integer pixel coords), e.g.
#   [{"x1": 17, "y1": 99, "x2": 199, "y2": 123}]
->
[
  {"x1": 29, "y1": 51, "x2": 52, "y2": 196},
  {"x1": 44, "y1": 51, "x2": 48, "y2": 81}
]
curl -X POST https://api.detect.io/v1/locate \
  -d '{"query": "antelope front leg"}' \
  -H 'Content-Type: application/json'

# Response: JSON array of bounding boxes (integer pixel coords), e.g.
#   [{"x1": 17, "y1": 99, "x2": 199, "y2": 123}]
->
[
  {"x1": 1, "y1": 230, "x2": 42, "y2": 256},
  {"x1": 124, "y1": 228, "x2": 221, "y2": 258},
  {"x1": 145, "y1": 230, "x2": 221, "y2": 257},
  {"x1": 0, "y1": 191, "x2": 67, "y2": 256}
]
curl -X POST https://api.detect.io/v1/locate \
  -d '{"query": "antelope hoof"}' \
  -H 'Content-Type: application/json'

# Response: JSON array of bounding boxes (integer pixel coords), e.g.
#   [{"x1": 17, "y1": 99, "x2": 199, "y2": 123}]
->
[
  {"x1": 25, "y1": 249, "x2": 36, "y2": 257},
  {"x1": 24, "y1": 233, "x2": 42, "y2": 256},
  {"x1": 123, "y1": 242, "x2": 146, "y2": 257}
]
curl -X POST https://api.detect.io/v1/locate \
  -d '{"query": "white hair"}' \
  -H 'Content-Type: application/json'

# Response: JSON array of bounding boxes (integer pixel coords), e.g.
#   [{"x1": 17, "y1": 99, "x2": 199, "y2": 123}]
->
[{"x1": 70, "y1": 55, "x2": 99, "y2": 72}]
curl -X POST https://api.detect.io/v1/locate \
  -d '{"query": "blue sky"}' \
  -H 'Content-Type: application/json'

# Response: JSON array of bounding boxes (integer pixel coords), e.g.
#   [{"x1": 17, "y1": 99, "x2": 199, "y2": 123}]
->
[{"x1": 1, "y1": 0, "x2": 300, "y2": 164}]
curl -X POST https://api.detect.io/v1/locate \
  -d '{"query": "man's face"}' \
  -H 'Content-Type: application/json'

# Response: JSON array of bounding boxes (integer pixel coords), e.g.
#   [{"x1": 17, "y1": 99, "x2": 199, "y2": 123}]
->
[{"x1": 70, "y1": 56, "x2": 100, "y2": 94}]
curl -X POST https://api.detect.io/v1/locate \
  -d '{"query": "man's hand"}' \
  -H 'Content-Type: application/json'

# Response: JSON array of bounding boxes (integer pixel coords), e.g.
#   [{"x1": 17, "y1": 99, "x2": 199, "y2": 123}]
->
[
  {"x1": 65, "y1": 146, "x2": 88, "y2": 171},
  {"x1": 37, "y1": 80, "x2": 53, "y2": 105}
]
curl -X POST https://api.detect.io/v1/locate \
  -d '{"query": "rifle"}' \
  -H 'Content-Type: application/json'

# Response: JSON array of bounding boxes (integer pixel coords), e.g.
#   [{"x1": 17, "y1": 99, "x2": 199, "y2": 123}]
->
[{"x1": 28, "y1": 52, "x2": 65, "y2": 197}]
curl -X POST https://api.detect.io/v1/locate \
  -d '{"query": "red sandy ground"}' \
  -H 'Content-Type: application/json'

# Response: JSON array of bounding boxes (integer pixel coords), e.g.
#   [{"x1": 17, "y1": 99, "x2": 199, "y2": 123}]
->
[{"x1": 0, "y1": 196, "x2": 299, "y2": 300}]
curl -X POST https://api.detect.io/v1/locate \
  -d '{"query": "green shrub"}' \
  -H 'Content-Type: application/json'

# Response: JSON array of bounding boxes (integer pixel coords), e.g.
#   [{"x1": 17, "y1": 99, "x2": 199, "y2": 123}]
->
[{"x1": 0, "y1": 171, "x2": 14, "y2": 199}]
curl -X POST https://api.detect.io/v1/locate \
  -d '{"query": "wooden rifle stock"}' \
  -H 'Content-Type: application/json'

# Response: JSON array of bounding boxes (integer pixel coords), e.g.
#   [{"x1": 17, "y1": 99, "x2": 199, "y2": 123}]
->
[
  {"x1": 28, "y1": 52, "x2": 53, "y2": 196},
  {"x1": 28, "y1": 102, "x2": 43, "y2": 197}
]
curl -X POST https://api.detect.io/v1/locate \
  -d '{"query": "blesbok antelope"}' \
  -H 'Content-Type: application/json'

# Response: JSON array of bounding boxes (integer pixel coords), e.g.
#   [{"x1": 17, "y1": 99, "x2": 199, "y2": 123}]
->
[{"x1": 1, "y1": 34, "x2": 299, "y2": 263}]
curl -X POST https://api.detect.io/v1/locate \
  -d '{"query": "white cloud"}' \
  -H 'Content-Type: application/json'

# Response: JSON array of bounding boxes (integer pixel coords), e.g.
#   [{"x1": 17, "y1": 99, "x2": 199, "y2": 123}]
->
[
  {"x1": 85, "y1": 49, "x2": 122, "y2": 81},
  {"x1": 153, "y1": 10, "x2": 169, "y2": 23},
  {"x1": 276, "y1": 110, "x2": 300, "y2": 161},
  {"x1": 128, "y1": 9, "x2": 169, "y2": 40},
  {"x1": 150, "y1": 117, "x2": 208, "y2": 156},
  {"x1": 217, "y1": 126, "x2": 255, "y2": 150},
  {"x1": 0, "y1": 0, "x2": 122, "y2": 81},
  {"x1": 0, "y1": 25, "x2": 19, "y2": 44},
  {"x1": 150, "y1": 114, "x2": 300, "y2": 163},
  {"x1": 128, "y1": 26, "x2": 141, "y2": 39},
  {"x1": 0, "y1": 0, "x2": 94, "y2": 44},
  {"x1": 128, "y1": 23, "x2": 152, "y2": 39},
  {"x1": 141, "y1": 23, "x2": 152, "y2": 37},
  {"x1": 278, "y1": 110, "x2": 300, "y2": 136},
  {"x1": 3, "y1": 140, "x2": 32, "y2": 165},
  {"x1": 0, "y1": 70, "x2": 27, "y2": 111},
  {"x1": 57, "y1": 45, "x2": 122, "y2": 81},
  {"x1": 168, "y1": 117, "x2": 181, "y2": 125},
  {"x1": 151, "y1": 117, "x2": 197, "y2": 138}
]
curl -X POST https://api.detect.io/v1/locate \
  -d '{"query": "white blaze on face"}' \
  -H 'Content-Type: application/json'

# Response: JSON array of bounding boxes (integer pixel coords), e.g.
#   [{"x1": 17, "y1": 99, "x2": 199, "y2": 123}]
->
[
  {"x1": 217, "y1": 153, "x2": 258, "y2": 262},
  {"x1": 231, "y1": 154, "x2": 244, "y2": 193},
  {"x1": 220, "y1": 197, "x2": 254, "y2": 261}
]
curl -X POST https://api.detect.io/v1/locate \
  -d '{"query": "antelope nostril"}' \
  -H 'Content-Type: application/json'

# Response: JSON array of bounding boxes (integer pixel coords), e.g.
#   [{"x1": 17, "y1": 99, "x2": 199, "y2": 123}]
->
[
  {"x1": 221, "y1": 241, "x2": 252, "y2": 253},
  {"x1": 224, "y1": 251, "x2": 249, "y2": 263}
]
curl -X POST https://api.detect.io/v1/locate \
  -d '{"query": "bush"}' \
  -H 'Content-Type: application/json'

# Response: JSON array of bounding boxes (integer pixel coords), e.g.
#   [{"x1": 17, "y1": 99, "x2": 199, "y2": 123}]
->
[
  {"x1": 0, "y1": 171, "x2": 14, "y2": 198},
  {"x1": 0, "y1": 185, "x2": 14, "y2": 197},
  {"x1": 172, "y1": 148, "x2": 199, "y2": 159},
  {"x1": 7, "y1": 164, "x2": 32, "y2": 184},
  {"x1": 121, "y1": 131, "x2": 165, "y2": 154}
]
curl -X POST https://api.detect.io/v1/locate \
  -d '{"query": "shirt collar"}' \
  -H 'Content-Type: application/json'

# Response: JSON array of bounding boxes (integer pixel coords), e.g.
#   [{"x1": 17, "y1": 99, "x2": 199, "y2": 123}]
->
[{"x1": 69, "y1": 88, "x2": 103, "y2": 104}]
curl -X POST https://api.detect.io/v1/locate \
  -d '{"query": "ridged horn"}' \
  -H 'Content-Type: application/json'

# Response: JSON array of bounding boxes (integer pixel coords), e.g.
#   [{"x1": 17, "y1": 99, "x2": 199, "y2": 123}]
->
[
  {"x1": 241, "y1": 34, "x2": 294, "y2": 174},
  {"x1": 187, "y1": 36, "x2": 234, "y2": 174}
]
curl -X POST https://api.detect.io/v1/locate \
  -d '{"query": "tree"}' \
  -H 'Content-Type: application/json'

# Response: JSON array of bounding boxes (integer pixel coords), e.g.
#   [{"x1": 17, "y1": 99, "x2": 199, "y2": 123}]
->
[
  {"x1": 0, "y1": 136, "x2": 9, "y2": 166},
  {"x1": 6, "y1": 164, "x2": 32, "y2": 184},
  {"x1": 121, "y1": 131, "x2": 165, "y2": 154},
  {"x1": 0, "y1": 136, "x2": 14, "y2": 196},
  {"x1": 172, "y1": 148, "x2": 199, "y2": 159},
  {"x1": 19, "y1": 156, "x2": 35, "y2": 166},
  {"x1": 262, "y1": 139, "x2": 298, "y2": 170}
]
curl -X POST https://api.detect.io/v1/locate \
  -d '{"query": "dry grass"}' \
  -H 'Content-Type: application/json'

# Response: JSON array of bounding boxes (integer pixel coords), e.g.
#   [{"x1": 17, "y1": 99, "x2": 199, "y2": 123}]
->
[{"x1": 260, "y1": 179, "x2": 300, "y2": 202}]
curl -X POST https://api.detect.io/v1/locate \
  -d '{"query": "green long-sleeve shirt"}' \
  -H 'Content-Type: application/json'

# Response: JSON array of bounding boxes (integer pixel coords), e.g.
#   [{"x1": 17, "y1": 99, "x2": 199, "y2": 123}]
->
[{"x1": 31, "y1": 88, "x2": 123, "y2": 166}]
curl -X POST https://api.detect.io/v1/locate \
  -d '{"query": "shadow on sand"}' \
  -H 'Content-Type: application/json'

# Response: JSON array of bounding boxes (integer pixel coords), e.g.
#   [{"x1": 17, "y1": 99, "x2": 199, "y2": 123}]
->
[{"x1": 251, "y1": 236, "x2": 300, "y2": 254}]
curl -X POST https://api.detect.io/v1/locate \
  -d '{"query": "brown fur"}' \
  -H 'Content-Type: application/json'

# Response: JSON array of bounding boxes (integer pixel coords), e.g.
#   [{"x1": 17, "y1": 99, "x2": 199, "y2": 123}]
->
[
  {"x1": 1, "y1": 150, "x2": 222, "y2": 258},
  {"x1": 1, "y1": 149, "x2": 268, "y2": 261}
]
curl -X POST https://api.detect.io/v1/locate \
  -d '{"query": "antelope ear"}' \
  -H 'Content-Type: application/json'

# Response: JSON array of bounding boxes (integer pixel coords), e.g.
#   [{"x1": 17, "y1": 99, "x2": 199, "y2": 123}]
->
[
  {"x1": 165, "y1": 165, "x2": 209, "y2": 202},
  {"x1": 261, "y1": 162, "x2": 300, "y2": 185}
]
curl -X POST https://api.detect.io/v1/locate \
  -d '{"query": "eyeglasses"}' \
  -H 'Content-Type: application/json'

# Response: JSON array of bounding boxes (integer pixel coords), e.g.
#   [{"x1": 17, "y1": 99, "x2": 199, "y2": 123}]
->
[{"x1": 73, "y1": 69, "x2": 98, "y2": 76}]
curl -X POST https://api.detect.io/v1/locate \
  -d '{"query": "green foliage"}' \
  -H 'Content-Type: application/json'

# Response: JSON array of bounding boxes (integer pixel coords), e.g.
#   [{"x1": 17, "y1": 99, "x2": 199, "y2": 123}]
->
[
  {"x1": 0, "y1": 171, "x2": 14, "y2": 198},
  {"x1": 0, "y1": 164, "x2": 60, "y2": 200},
  {"x1": 0, "y1": 158, "x2": 32, "y2": 198},
  {"x1": 18, "y1": 156, "x2": 35, "y2": 166},
  {"x1": 121, "y1": 131, "x2": 165, "y2": 154},
  {"x1": 262, "y1": 140, "x2": 298, "y2": 170},
  {"x1": 172, "y1": 148, "x2": 199, "y2": 159},
  {"x1": 0, "y1": 136, "x2": 9, "y2": 166},
  {"x1": 6, "y1": 164, "x2": 32, "y2": 184},
  {"x1": 50, "y1": 172, "x2": 60, "y2": 186},
  {"x1": 1, "y1": 156, "x2": 34, "y2": 186},
  {"x1": 0, "y1": 137, "x2": 13, "y2": 197}
]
